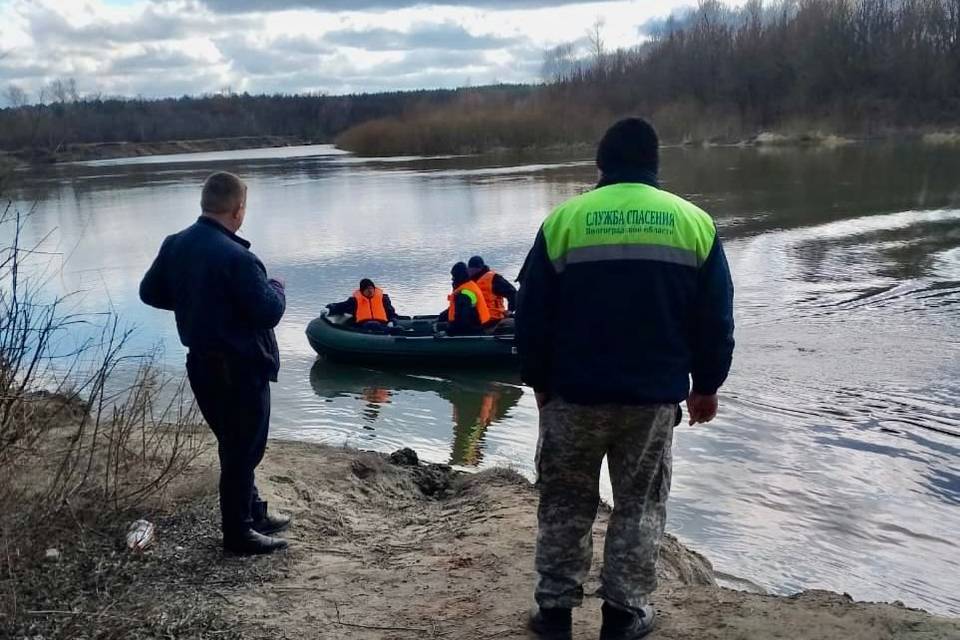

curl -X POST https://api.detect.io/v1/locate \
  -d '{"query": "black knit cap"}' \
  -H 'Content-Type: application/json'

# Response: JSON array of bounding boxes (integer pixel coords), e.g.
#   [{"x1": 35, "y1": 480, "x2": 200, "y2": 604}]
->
[
  {"x1": 467, "y1": 256, "x2": 485, "y2": 269},
  {"x1": 595, "y1": 117, "x2": 659, "y2": 177},
  {"x1": 359, "y1": 278, "x2": 375, "y2": 290},
  {"x1": 450, "y1": 261, "x2": 470, "y2": 285}
]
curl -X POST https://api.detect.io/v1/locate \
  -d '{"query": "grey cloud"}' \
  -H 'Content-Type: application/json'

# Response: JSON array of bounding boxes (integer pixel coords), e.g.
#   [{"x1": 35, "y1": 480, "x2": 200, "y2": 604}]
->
[
  {"x1": 376, "y1": 48, "x2": 488, "y2": 75},
  {"x1": 270, "y1": 34, "x2": 334, "y2": 55},
  {"x1": 23, "y1": 1, "x2": 256, "y2": 46},
  {"x1": 325, "y1": 22, "x2": 521, "y2": 51},
  {"x1": 200, "y1": 0, "x2": 610, "y2": 12},
  {"x1": 109, "y1": 47, "x2": 202, "y2": 74},
  {"x1": 0, "y1": 56, "x2": 53, "y2": 85},
  {"x1": 2, "y1": 0, "x2": 556, "y2": 100},
  {"x1": 216, "y1": 37, "x2": 334, "y2": 75}
]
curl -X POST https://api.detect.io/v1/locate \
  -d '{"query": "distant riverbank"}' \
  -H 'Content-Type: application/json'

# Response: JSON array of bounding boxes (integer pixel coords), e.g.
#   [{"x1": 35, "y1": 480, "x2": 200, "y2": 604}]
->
[
  {"x1": 4, "y1": 127, "x2": 959, "y2": 167},
  {"x1": 5, "y1": 135, "x2": 312, "y2": 165},
  {"x1": 333, "y1": 111, "x2": 960, "y2": 157}
]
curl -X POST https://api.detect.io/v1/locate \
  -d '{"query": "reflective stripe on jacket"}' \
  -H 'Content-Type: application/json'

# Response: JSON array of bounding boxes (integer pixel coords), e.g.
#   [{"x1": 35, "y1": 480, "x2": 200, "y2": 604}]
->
[
  {"x1": 448, "y1": 281, "x2": 491, "y2": 324},
  {"x1": 516, "y1": 182, "x2": 734, "y2": 404}
]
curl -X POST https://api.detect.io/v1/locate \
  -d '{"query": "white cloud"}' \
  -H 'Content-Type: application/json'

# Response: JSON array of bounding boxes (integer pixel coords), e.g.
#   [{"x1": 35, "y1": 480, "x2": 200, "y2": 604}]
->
[{"x1": 0, "y1": 0, "x2": 710, "y2": 103}]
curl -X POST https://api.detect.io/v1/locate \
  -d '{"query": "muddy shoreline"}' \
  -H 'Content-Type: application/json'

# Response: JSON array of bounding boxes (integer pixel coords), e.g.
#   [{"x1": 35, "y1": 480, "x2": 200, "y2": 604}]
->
[{"x1": 5, "y1": 440, "x2": 958, "y2": 639}]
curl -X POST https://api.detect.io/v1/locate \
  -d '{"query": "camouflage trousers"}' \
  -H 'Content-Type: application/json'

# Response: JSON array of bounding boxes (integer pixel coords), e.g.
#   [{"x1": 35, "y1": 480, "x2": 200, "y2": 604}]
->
[{"x1": 534, "y1": 397, "x2": 677, "y2": 613}]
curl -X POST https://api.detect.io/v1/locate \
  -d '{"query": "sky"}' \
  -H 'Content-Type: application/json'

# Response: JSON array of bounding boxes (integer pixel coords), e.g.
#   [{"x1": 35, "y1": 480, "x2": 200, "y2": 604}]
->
[{"x1": 0, "y1": 0, "x2": 708, "y2": 104}]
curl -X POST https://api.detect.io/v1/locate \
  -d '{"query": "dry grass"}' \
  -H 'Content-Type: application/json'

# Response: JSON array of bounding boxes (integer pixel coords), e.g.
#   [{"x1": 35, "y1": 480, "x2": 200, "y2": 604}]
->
[
  {"x1": 335, "y1": 92, "x2": 612, "y2": 156},
  {"x1": 0, "y1": 187, "x2": 220, "y2": 638}
]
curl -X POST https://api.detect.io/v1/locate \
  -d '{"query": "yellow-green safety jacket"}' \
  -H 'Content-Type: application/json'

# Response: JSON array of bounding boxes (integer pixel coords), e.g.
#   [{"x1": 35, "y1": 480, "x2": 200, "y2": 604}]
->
[{"x1": 516, "y1": 179, "x2": 735, "y2": 404}]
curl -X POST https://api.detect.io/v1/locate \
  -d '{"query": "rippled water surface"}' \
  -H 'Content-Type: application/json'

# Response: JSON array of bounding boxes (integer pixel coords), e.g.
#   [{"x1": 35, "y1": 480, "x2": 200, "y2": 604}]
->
[{"x1": 9, "y1": 143, "x2": 960, "y2": 615}]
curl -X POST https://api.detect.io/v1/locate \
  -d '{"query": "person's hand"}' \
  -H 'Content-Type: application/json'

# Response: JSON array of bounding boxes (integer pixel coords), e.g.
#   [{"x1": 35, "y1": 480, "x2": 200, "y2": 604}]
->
[
  {"x1": 535, "y1": 392, "x2": 552, "y2": 409},
  {"x1": 686, "y1": 392, "x2": 718, "y2": 425}
]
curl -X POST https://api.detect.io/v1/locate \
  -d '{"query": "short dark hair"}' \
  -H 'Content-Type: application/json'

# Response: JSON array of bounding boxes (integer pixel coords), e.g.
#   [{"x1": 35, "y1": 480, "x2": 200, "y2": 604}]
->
[
  {"x1": 359, "y1": 278, "x2": 375, "y2": 290},
  {"x1": 467, "y1": 256, "x2": 485, "y2": 269},
  {"x1": 596, "y1": 118, "x2": 659, "y2": 176},
  {"x1": 201, "y1": 172, "x2": 246, "y2": 214}
]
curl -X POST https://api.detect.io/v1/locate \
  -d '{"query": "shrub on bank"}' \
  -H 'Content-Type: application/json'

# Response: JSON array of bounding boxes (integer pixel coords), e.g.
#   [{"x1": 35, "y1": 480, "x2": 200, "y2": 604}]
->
[{"x1": 0, "y1": 185, "x2": 214, "y2": 634}]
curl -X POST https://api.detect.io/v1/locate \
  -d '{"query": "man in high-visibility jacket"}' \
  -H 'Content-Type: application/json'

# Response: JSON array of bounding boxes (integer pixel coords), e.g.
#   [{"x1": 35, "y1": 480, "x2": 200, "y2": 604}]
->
[
  {"x1": 467, "y1": 255, "x2": 517, "y2": 322},
  {"x1": 441, "y1": 262, "x2": 490, "y2": 336},
  {"x1": 326, "y1": 278, "x2": 398, "y2": 331},
  {"x1": 517, "y1": 118, "x2": 735, "y2": 640}
]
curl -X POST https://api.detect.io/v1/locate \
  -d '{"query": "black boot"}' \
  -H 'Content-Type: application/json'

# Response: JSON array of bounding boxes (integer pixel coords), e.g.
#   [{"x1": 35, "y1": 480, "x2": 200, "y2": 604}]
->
[
  {"x1": 223, "y1": 528, "x2": 289, "y2": 555},
  {"x1": 253, "y1": 513, "x2": 291, "y2": 535},
  {"x1": 599, "y1": 601, "x2": 656, "y2": 640},
  {"x1": 528, "y1": 606, "x2": 572, "y2": 640},
  {"x1": 251, "y1": 500, "x2": 291, "y2": 535}
]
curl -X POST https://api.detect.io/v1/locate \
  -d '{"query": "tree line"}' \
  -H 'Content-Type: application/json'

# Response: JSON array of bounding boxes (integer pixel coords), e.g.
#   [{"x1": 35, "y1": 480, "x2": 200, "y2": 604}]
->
[
  {"x1": 340, "y1": 0, "x2": 960, "y2": 154},
  {"x1": 0, "y1": 84, "x2": 532, "y2": 158},
  {"x1": 546, "y1": 0, "x2": 960, "y2": 136},
  {"x1": 3, "y1": 0, "x2": 959, "y2": 159}
]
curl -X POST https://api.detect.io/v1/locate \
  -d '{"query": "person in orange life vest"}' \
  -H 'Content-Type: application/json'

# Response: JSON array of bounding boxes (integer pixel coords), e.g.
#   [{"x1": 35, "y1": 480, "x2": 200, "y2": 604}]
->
[
  {"x1": 467, "y1": 256, "x2": 517, "y2": 322},
  {"x1": 438, "y1": 262, "x2": 490, "y2": 336},
  {"x1": 326, "y1": 278, "x2": 398, "y2": 331}
]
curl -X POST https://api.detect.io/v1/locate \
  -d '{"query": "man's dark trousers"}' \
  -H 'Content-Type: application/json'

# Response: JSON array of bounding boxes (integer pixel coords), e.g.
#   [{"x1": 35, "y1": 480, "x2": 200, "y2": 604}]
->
[{"x1": 187, "y1": 351, "x2": 270, "y2": 536}]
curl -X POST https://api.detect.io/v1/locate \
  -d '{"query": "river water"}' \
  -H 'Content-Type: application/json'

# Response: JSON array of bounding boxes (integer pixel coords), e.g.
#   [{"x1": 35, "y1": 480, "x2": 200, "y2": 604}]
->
[{"x1": 7, "y1": 143, "x2": 960, "y2": 615}]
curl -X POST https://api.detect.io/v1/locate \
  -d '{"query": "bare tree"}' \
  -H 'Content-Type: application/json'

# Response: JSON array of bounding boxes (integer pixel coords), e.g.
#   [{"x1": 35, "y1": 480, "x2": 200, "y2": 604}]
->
[
  {"x1": 541, "y1": 42, "x2": 577, "y2": 83},
  {"x1": 47, "y1": 78, "x2": 79, "y2": 104},
  {"x1": 587, "y1": 17, "x2": 607, "y2": 75},
  {"x1": 3, "y1": 85, "x2": 28, "y2": 109}
]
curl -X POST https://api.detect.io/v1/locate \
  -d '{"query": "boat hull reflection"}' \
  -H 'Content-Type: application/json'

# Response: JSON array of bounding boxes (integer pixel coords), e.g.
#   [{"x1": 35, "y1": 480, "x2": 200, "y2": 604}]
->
[{"x1": 309, "y1": 359, "x2": 523, "y2": 466}]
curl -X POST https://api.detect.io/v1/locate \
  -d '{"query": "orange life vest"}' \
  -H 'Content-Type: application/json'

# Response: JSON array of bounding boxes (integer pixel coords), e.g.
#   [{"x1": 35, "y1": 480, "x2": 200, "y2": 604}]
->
[
  {"x1": 448, "y1": 281, "x2": 491, "y2": 325},
  {"x1": 475, "y1": 271, "x2": 507, "y2": 321},
  {"x1": 362, "y1": 388, "x2": 390, "y2": 404},
  {"x1": 478, "y1": 391, "x2": 497, "y2": 428},
  {"x1": 353, "y1": 288, "x2": 388, "y2": 323}
]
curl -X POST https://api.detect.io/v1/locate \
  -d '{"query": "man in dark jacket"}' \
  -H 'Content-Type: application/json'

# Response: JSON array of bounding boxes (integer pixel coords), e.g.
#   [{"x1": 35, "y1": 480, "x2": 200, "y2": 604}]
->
[
  {"x1": 518, "y1": 118, "x2": 734, "y2": 640},
  {"x1": 140, "y1": 171, "x2": 290, "y2": 555}
]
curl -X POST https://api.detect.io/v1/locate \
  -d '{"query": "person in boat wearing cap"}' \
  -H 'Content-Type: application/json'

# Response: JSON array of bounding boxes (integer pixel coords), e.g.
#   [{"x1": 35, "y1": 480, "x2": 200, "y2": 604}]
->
[
  {"x1": 326, "y1": 278, "x2": 399, "y2": 332},
  {"x1": 467, "y1": 256, "x2": 517, "y2": 322},
  {"x1": 439, "y1": 262, "x2": 490, "y2": 336}
]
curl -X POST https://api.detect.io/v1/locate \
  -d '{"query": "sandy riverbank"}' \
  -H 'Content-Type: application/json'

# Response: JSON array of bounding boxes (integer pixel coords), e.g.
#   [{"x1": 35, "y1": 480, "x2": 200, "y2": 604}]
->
[
  {"x1": 5, "y1": 441, "x2": 959, "y2": 639},
  {"x1": 5, "y1": 135, "x2": 311, "y2": 164}
]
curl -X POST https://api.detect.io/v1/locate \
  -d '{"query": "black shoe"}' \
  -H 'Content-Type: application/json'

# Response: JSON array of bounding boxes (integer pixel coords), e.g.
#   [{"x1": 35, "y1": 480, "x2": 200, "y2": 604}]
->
[
  {"x1": 252, "y1": 512, "x2": 291, "y2": 535},
  {"x1": 223, "y1": 528, "x2": 289, "y2": 555},
  {"x1": 600, "y1": 602, "x2": 656, "y2": 640},
  {"x1": 528, "y1": 606, "x2": 572, "y2": 640}
]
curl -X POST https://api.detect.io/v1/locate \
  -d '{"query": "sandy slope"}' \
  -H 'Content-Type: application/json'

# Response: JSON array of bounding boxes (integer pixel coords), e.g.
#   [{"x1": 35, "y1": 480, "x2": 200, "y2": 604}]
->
[{"x1": 218, "y1": 441, "x2": 960, "y2": 640}]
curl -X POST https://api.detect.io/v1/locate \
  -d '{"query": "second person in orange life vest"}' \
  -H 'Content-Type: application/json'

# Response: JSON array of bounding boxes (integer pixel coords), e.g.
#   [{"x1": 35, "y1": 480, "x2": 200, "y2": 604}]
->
[
  {"x1": 439, "y1": 262, "x2": 490, "y2": 336},
  {"x1": 326, "y1": 278, "x2": 398, "y2": 331},
  {"x1": 467, "y1": 255, "x2": 517, "y2": 321}
]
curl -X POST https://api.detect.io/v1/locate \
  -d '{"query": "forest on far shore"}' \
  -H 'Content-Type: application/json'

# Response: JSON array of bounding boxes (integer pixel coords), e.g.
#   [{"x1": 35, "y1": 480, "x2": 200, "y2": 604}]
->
[
  {"x1": 337, "y1": 0, "x2": 960, "y2": 155},
  {"x1": 2, "y1": 0, "x2": 959, "y2": 159}
]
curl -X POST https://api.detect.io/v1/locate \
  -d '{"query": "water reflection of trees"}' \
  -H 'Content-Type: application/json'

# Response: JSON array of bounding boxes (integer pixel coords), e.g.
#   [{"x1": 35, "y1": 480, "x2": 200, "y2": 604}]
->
[{"x1": 309, "y1": 360, "x2": 522, "y2": 466}]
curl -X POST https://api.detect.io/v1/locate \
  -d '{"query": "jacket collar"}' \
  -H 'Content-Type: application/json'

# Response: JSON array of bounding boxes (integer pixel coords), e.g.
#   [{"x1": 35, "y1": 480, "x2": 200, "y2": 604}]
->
[
  {"x1": 197, "y1": 215, "x2": 251, "y2": 249},
  {"x1": 596, "y1": 168, "x2": 659, "y2": 189},
  {"x1": 471, "y1": 266, "x2": 491, "y2": 280}
]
